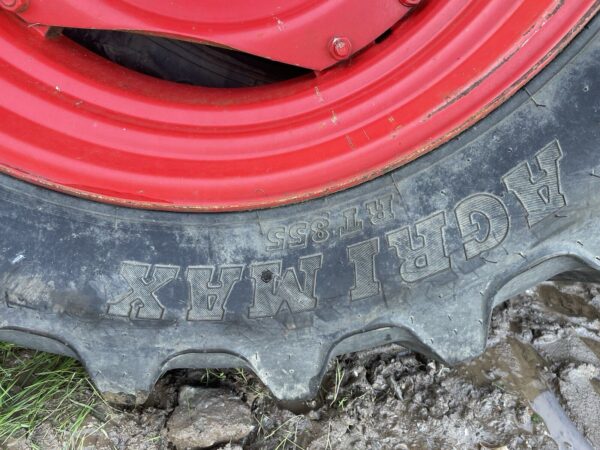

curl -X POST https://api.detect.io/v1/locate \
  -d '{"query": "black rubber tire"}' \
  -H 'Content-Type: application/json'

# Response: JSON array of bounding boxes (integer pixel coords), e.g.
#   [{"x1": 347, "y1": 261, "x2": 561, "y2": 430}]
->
[
  {"x1": 62, "y1": 28, "x2": 310, "y2": 88},
  {"x1": 1, "y1": 15, "x2": 600, "y2": 405}
]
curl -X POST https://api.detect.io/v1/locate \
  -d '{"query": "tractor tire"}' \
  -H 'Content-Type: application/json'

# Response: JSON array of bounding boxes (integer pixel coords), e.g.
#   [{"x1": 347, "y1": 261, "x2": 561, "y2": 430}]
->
[{"x1": 0, "y1": 12, "x2": 599, "y2": 406}]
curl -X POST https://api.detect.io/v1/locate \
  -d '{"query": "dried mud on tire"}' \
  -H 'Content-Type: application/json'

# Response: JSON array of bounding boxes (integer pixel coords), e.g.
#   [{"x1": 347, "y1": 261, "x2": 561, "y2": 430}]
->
[{"x1": 0, "y1": 12, "x2": 600, "y2": 405}]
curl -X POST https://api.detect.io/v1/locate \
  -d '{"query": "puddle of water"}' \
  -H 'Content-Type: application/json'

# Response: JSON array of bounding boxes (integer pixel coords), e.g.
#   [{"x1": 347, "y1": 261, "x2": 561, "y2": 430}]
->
[
  {"x1": 590, "y1": 377, "x2": 600, "y2": 397},
  {"x1": 461, "y1": 337, "x2": 546, "y2": 399},
  {"x1": 461, "y1": 337, "x2": 592, "y2": 449},
  {"x1": 579, "y1": 336, "x2": 600, "y2": 360},
  {"x1": 535, "y1": 285, "x2": 600, "y2": 321}
]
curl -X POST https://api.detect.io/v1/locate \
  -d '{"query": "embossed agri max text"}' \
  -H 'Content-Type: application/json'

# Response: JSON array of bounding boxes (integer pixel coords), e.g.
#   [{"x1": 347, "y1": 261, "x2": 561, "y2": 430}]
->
[{"x1": 107, "y1": 141, "x2": 566, "y2": 321}]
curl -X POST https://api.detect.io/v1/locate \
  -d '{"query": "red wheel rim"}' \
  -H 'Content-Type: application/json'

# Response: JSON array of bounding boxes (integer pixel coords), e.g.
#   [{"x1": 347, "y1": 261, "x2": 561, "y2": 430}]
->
[{"x1": 0, "y1": 0, "x2": 598, "y2": 211}]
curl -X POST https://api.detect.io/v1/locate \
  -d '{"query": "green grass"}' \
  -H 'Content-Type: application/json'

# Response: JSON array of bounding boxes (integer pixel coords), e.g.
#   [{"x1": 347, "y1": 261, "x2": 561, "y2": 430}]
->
[
  {"x1": 0, "y1": 342, "x2": 106, "y2": 449},
  {"x1": 330, "y1": 359, "x2": 347, "y2": 409},
  {"x1": 256, "y1": 415, "x2": 306, "y2": 450}
]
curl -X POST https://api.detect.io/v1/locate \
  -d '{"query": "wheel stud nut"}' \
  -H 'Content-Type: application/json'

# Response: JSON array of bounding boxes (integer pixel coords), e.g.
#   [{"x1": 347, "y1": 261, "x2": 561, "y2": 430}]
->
[
  {"x1": 329, "y1": 37, "x2": 352, "y2": 61},
  {"x1": 0, "y1": 0, "x2": 29, "y2": 13}
]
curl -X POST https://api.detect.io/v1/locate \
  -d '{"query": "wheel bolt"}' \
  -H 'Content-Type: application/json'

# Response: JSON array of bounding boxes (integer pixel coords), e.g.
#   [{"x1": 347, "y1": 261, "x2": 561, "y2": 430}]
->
[
  {"x1": 0, "y1": 0, "x2": 29, "y2": 13},
  {"x1": 329, "y1": 37, "x2": 352, "y2": 61},
  {"x1": 400, "y1": 0, "x2": 422, "y2": 6}
]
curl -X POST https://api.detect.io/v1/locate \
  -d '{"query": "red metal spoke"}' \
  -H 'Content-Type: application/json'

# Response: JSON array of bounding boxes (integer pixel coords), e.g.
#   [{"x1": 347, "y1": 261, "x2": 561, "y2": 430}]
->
[{"x1": 3, "y1": 0, "x2": 413, "y2": 70}]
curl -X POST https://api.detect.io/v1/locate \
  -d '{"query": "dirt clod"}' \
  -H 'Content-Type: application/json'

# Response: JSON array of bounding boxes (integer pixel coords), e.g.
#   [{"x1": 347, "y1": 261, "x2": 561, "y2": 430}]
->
[{"x1": 166, "y1": 387, "x2": 254, "y2": 449}]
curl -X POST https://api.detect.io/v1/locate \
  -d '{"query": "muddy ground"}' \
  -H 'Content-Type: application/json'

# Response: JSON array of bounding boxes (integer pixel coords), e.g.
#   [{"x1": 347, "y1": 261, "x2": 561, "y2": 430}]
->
[{"x1": 9, "y1": 281, "x2": 600, "y2": 449}]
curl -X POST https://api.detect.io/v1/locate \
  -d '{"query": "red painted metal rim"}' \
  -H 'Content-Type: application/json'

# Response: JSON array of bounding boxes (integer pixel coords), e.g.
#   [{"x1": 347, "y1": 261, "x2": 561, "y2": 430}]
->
[{"x1": 0, "y1": 0, "x2": 598, "y2": 211}]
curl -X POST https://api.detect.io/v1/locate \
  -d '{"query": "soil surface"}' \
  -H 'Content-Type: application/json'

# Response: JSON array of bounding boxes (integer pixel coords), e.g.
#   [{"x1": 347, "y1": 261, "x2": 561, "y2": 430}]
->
[{"x1": 9, "y1": 281, "x2": 600, "y2": 449}]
